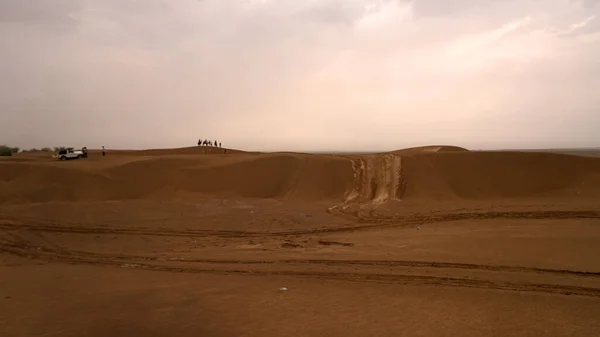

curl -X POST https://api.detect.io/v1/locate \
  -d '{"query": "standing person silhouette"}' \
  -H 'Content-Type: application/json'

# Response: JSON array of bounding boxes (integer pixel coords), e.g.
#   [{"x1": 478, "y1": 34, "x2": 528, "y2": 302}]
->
[{"x1": 102, "y1": 146, "x2": 106, "y2": 157}]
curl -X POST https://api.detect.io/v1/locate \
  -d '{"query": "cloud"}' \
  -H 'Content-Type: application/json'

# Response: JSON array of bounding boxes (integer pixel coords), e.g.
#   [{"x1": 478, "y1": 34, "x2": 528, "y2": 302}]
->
[
  {"x1": 1, "y1": 0, "x2": 599, "y2": 151},
  {"x1": 0, "y1": 0, "x2": 82, "y2": 25}
]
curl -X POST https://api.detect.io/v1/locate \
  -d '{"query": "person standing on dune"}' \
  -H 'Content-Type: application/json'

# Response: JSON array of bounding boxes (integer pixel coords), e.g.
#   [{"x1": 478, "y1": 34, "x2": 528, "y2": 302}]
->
[{"x1": 102, "y1": 146, "x2": 106, "y2": 157}]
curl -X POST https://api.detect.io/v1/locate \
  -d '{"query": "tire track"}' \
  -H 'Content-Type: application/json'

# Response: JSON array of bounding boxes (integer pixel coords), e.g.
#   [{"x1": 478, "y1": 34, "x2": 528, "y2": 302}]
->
[
  {"x1": 4, "y1": 233, "x2": 599, "y2": 277},
  {"x1": 289, "y1": 259, "x2": 600, "y2": 278},
  {"x1": 2, "y1": 234, "x2": 600, "y2": 298},
  {"x1": 350, "y1": 209, "x2": 600, "y2": 225},
  {"x1": 2, "y1": 243, "x2": 599, "y2": 298},
  {"x1": 2, "y1": 209, "x2": 600, "y2": 238}
]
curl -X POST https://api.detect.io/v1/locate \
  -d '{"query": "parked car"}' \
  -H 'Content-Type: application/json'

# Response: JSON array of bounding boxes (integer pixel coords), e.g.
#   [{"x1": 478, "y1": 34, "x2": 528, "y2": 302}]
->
[{"x1": 55, "y1": 147, "x2": 87, "y2": 160}]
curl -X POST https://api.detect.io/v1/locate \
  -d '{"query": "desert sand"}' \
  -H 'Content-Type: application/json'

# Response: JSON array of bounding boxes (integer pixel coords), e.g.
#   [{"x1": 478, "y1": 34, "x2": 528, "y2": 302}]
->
[{"x1": 1, "y1": 145, "x2": 600, "y2": 336}]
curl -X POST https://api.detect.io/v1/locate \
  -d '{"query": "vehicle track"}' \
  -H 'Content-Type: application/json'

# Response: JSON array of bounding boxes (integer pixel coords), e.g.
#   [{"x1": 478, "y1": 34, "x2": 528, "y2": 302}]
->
[
  {"x1": 3, "y1": 234, "x2": 598, "y2": 278},
  {"x1": 349, "y1": 209, "x2": 600, "y2": 225},
  {"x1": 2, "y1": 233, "x2": 600, "y2": 298},
  {"x1": 2, "y1": 209, "x2": 600, "y2": 238}
]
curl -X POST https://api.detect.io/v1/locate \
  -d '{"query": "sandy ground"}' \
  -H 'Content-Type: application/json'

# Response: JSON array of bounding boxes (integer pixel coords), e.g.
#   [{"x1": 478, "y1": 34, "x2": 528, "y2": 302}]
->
[{"x1": 1, "y1": 146, "x2": 600, "y2": 336}]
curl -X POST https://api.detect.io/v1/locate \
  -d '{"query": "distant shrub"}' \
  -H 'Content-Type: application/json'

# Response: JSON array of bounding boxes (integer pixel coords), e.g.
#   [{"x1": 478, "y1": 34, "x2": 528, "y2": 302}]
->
[
  {"x1": 0, "y1": 145, "x2": 15, "y2": 156},
  {"x1": 19, "y1": 147, "x2": 56, "y2": 153},
  {"x1": 54, "y1": 146, "x2": 67, "y2": 152}
]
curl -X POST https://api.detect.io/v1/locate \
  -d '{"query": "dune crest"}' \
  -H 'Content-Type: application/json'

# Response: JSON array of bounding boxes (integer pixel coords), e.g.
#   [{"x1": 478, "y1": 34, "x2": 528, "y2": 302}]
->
[{"x1": 389, "y1": 145, "x2": 469, "y2": 154}]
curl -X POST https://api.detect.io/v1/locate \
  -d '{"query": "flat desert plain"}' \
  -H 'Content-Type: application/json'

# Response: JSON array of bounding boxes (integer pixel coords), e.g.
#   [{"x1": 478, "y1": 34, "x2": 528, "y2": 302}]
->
[{"x1": 1, "y1": 145, "x2": 600, "y2": 336}]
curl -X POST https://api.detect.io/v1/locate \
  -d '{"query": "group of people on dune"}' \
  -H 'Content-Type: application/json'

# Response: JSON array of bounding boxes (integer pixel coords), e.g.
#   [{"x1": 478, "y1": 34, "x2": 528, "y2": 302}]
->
[{"x1": 197, "y1": 139, "x2": 222, "y2": 147}]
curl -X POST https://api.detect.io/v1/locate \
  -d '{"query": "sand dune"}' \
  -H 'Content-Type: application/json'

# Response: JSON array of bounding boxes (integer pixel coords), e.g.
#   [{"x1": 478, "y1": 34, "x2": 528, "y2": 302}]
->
[
  {"x1": 0, "y1": 152, "x2": 353, "y2": 203},
  {"x1": 389, "y1": 145, "x2": 469, "y2": 154},
  {"x1": 87, "y1": 146, "x2": 247, "y2": 156},
  {"x1": 1, "y1": 146, "x2": 600, "y2": 204},
  {"x1": 3, "y1": 145, "x2": 600, "y2": 337},
  {"x1": 401, "y1": 151, "x2": 600, "y2": 200}
]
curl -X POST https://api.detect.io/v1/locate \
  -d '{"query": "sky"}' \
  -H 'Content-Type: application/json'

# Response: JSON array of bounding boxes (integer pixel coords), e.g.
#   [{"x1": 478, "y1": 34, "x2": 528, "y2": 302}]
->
[{"x1": 1, "y1": 0, "x2": 599, "y2": 152}]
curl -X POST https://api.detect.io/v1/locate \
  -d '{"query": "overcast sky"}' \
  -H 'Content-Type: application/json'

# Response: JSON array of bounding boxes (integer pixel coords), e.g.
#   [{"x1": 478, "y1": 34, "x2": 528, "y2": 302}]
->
[{"x1": 1, "y1": 0, "x2": 599, "y2": 151}]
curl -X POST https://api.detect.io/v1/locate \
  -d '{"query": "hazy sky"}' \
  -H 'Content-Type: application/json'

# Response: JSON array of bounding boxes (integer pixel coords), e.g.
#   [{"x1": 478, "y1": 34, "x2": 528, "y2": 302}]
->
[{"x1": 1, "y1": 0, "x2": 599, "y2": 151}]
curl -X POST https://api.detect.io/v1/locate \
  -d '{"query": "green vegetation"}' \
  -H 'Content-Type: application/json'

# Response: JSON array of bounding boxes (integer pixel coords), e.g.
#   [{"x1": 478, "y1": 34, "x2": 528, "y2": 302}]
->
[
  {"x1": 1, "y1": 146, "x2": 58, "y2": 156},
  {"x1": 0, "y1": 146, "x2": 11, "y2": 156},
  {"x1": 21, "y1": 147, "x2": 54, "y2": 153},
  {"x1": 0, "y1": 145, "x2": 19, "y2": 157}
]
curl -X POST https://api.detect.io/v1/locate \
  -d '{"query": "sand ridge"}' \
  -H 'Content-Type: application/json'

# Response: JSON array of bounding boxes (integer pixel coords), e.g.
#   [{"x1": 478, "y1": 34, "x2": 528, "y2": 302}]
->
[
  {"x1": 2, "y1": 146, "x2": 600, "y2": 205},
  {"x1": 388, "y1": 145, "x2": 470, "y2": 154}
]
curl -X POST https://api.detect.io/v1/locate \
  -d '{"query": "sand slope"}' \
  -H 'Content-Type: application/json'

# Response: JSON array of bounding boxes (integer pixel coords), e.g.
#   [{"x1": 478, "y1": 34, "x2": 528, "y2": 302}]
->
[
  {"x1": 402, "y1": 151, "x2": 600, "y2": 200},
  {"x1": 0, "y1": 153, "x2": 354, "y2": 203},
  {"x1": 1, "y1": 146, "x2": 600, "y2": 204}
]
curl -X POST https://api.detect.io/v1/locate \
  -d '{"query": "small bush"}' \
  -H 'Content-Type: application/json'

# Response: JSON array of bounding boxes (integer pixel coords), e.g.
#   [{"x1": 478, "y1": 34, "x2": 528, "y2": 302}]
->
[
  {"x1": 41, "y1": 147, "x2": 52, "y2": 152},
  {"x1": 0, "y1": 145, "x2": 13, "y2": 156}
]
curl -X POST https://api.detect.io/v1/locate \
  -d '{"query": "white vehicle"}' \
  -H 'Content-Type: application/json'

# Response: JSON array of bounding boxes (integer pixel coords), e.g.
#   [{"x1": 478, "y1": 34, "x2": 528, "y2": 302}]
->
[{"x1": 55, "y1": 147, "x2": 88, "y2": 160}]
